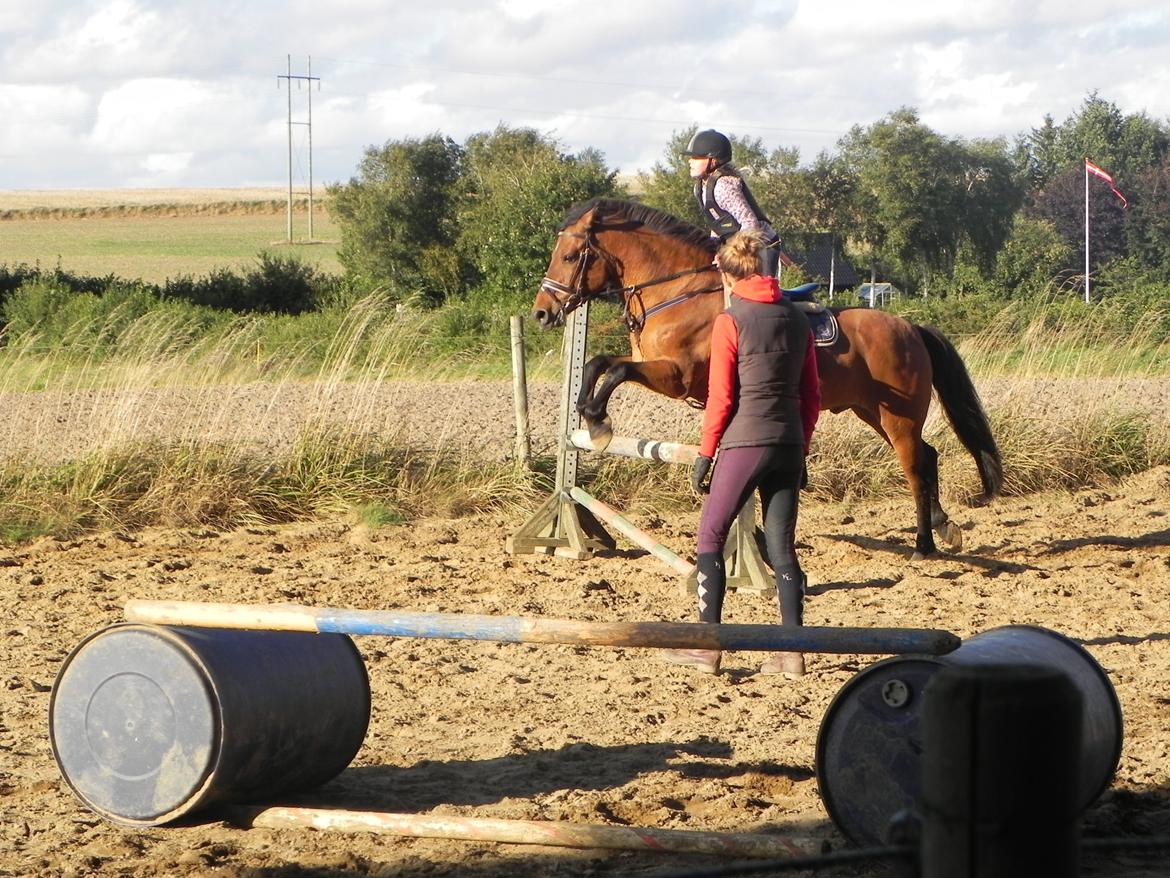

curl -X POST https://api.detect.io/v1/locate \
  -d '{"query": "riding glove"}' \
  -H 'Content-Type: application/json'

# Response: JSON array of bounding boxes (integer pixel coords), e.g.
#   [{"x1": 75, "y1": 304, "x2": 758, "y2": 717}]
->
[{"x1": 691, "y1": 454, "x2": 712, "y2": 494}]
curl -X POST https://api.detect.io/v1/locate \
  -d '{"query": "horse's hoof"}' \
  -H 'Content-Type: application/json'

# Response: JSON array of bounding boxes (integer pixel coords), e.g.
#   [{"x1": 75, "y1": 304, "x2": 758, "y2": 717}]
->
[
  {"x1": 936, "y1": 520, "x2": 963, "y2": 551},
  {"x1": 586, "y1": 417, "x2": 613, "y2": 451},
  {"x1": 910, "y1": 550, "x2": 926, "y2": 562}
]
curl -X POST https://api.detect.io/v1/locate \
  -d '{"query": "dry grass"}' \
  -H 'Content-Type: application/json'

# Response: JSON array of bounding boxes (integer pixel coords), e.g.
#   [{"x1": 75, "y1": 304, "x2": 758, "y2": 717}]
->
[
  {"x1": 0, "y1": 297, "x2": 542, "y2": 541},
  {"x1": 1, "y1": 292, "x2": 1169, "y2": 542}
]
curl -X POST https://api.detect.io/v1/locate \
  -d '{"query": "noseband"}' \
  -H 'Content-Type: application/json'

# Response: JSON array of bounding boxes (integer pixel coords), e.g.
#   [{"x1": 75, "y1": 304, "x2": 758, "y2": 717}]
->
[{"x1": 540, "y1": 229, "x2": 720, "y2": 331}]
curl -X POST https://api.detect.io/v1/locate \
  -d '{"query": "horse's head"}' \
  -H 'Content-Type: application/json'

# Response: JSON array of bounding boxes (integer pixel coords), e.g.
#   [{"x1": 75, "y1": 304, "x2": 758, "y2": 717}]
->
[{"x1": 531, "y1": 203, "x2": 623, "y2": 331}]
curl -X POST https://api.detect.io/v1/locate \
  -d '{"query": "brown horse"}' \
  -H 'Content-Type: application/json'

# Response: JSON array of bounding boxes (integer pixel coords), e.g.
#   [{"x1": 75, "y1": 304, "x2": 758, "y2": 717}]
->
[{"x1": 530, "y1": 198, "x2": 1002, "y2": 559}]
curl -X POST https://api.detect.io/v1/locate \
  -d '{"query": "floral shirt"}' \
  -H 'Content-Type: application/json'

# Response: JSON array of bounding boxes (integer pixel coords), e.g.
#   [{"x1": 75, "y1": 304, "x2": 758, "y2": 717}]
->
[{"x1": 704, "y1": 175, "x2": 777, "y2": 240}]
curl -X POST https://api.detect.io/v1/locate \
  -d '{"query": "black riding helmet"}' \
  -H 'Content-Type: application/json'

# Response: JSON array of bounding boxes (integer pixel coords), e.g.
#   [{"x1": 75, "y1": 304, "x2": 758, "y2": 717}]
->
[{"x1": 684, "y1": 129, "x2": 732, "y2": 164}]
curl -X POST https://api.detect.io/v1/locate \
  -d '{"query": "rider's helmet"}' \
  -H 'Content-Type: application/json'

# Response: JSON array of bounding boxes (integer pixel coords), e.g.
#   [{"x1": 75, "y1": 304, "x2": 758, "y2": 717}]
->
[{"x1": 684, "y1": 129, "x2": 732, "y2": 164}]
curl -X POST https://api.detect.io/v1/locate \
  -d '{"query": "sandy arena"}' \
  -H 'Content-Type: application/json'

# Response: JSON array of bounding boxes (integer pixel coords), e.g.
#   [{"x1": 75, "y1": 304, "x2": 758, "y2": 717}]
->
[{"x1": 1, "y1": 380, "x2": 1169, "y2": 877}]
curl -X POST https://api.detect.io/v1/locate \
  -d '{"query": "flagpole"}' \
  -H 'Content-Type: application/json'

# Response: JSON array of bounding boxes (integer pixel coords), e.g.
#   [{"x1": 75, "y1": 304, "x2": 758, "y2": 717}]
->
[{"x1": 1084, "y1": 158, "x2": 1091, "y2": 304}]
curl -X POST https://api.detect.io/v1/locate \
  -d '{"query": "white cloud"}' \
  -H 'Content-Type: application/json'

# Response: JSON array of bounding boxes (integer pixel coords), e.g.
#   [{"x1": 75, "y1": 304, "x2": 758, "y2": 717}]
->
[
  {"x1": 2, "y1": 0, "x2": 1170, "y2": 188},
  {"x1": 7, "y1": 0, "x2": 185, "y2": 82}
]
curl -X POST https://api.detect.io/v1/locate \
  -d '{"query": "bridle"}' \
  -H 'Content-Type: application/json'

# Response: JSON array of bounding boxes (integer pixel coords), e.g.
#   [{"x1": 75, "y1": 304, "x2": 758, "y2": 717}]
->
[{"x1": 539, "y1": 227, "x2": 722, "y2": 332}]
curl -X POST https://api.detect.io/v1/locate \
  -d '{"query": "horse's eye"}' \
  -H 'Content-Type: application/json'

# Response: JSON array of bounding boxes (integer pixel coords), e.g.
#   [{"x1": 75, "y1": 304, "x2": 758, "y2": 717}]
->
[{"x1": 562, "y1": 252, "x2": 578, "y2": 262}]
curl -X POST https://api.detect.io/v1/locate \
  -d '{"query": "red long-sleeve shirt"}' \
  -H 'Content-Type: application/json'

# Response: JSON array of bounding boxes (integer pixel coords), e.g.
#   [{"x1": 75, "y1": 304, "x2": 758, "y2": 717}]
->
[{"x1": 699, "y1": 275, "x2": 821, "y2": 459}]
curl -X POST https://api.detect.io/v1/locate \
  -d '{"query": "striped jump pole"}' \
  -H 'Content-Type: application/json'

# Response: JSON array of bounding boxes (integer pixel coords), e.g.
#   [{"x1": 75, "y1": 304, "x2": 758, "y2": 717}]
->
[
  {"x1": 568, "y1": 486, "x2": 695, "y2": 577},
  {"x1": 123, "y1": 599, "x2": 962, "y2": 655},
  {"x1": 568, "y1": 430, "x2": 699, "y2": 466},
  {"x1": 229, "y1": 805, "x2": 819, "y2": 859}
]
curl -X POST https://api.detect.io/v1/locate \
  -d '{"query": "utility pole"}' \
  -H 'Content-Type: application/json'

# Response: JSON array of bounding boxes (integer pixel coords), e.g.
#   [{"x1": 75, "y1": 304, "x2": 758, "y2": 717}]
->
[{"x1": 277, "y1": 55, "x2": 320, "y2": 243}]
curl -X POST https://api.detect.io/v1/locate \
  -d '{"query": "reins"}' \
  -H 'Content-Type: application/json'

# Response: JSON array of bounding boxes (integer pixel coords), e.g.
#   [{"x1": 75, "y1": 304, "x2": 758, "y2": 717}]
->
[{"x1": 540, "y1": 229, "x2": 721, "y2": 332}]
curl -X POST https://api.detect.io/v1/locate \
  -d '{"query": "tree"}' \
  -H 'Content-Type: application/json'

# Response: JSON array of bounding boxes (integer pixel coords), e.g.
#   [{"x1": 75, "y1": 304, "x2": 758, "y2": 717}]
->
[
  {"x1": 327, "y1": 134, "x2": 467, "y2": 305},
  {"x1": 835, "y1": 108, "x2": 1023, "y2": 293},
  {"x1": 959, "y1": 138, "x2": 1027, "y2": 275},
  {"x1": 455, "y1": 125, "x2": 620, "y2": 305},
  {"x1": 1020, "y1": 94, "x2": 1170, "y2": 193},
  {"x1": 993, "y1": 215, "x2": 1074, "y2": 298},
  {"x1": 1122, "y1": 159, "x2": 1170, "y2": 281}
]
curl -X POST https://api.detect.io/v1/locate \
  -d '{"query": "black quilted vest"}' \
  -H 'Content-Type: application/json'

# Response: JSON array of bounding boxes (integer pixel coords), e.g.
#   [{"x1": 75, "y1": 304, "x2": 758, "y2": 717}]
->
[{"x1": 718, "y1": 296, "x2": 810, "y2": 449}]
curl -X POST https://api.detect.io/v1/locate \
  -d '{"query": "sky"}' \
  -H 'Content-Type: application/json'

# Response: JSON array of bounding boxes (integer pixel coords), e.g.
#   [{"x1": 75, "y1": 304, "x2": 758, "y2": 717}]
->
[{"x1": 2, "y1": 0, "x2": 1170, "y2": 191}]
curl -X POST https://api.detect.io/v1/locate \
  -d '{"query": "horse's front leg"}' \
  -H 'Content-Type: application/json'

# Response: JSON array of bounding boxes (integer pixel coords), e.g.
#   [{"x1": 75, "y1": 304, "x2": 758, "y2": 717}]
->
[
  {"x1": 575, "y1": 355, "x2": 618, "y2": 448},
  {"x1": 577, "y1": 357, "x2": 689, "y2": 450}
]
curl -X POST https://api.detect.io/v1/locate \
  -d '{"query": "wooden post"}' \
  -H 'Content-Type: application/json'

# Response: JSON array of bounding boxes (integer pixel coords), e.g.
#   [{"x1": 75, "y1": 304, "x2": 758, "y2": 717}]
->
[
  {"x1": 507, "y1": 303, "x2": 613, "y2": 560},
  {"x1": 508, "y1": 308, "x2": 772, "y2": 596},
  {"x1": 509, "y1": 315, "x2": 530, "y2": 469}
]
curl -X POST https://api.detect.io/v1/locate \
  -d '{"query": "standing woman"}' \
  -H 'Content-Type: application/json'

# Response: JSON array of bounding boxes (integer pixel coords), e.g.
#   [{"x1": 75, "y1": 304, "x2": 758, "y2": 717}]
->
[
  {"x1": 685, "y1": 129, "x2": 785, "y2": 277},
  {"x1": 663, "y1": 230, "x2": 820, "y2": 677}
]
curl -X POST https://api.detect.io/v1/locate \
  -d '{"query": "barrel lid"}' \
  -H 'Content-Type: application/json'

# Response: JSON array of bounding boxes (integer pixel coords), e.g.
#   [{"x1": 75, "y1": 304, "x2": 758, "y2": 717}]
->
[
  {"x1": 815, "y1": 655, "x2": 943, "y2": 846},
  {"x1": 50, "y1": 624, "x2": 219, "y2": 825}
]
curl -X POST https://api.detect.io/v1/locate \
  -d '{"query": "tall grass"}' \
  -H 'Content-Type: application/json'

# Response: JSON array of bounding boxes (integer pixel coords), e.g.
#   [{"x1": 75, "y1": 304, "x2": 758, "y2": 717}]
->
[
  {"x1": 0, "y1": 293, "x2": 547, "y2": 541},
  {"x1": 1, "y1": 295, "x2": 1168, "y2": 543}
]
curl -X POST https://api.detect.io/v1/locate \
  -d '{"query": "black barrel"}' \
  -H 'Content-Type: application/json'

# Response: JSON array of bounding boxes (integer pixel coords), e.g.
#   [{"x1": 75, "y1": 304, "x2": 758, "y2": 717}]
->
[
  {"x1": 50, "y1": 623, "x2": 371, "y2": 826},
  {"x1": 816, "y1": 624, "x2": 1123, "y2": 846}
]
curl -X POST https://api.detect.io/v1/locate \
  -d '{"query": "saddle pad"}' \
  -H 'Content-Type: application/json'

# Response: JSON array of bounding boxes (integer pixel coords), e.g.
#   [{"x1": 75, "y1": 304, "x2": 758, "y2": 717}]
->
[{"x1": 805, "y1": 307, "x2": 839, "y2": 347}]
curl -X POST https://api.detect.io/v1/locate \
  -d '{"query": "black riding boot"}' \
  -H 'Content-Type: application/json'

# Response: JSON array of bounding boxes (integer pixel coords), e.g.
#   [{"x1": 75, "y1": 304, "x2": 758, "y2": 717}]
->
[
  {"x1": 760, "y1": 563, "x2": 806, "y2": 677},
  {"x1": 662, "y1": 552, "x2": 725, "y2": 674},
  {"x1": 696, "y1": 552, "x2": 726, "y2": 624}
]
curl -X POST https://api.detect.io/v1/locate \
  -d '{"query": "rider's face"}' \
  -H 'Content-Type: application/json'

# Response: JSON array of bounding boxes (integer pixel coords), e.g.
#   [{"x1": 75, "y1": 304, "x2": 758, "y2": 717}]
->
[{"x1": 688, "y1": 156, "x2": 712, "y2": 179}]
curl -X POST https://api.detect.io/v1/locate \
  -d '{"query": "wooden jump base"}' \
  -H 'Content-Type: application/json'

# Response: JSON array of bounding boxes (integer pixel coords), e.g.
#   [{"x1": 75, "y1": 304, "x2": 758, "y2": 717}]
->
[
  {"x1": 123, "y1": 599, "x2": 961, "y2": 655},
  {"x1": 229, "y1": 805, "x2": 819, "y2": 859}
]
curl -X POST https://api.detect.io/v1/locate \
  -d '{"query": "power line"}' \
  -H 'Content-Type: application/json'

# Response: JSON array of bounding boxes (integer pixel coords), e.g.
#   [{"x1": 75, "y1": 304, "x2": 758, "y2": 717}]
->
[{"x1": 277, "y1": 54, "x2": 321, "y2": 242}]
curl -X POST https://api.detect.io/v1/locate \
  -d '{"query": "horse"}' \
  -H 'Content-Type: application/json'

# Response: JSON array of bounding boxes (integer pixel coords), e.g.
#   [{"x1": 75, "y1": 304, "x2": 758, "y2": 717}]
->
[{"x1": 530, "y1": 198, "x2": 1002, "y2": 560}]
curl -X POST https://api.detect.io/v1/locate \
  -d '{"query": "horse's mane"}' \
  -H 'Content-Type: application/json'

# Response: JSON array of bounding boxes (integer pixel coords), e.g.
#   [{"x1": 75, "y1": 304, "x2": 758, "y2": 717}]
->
[{"x1": 560, "y1": 198, "x2": 716, "y2": 254}]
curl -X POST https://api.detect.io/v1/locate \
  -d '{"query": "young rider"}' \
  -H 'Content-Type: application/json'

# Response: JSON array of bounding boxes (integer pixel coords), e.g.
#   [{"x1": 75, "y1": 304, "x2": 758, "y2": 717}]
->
[
  {"x1": 662, "y1": 229, "x2": 820, "y2": 677},
  {"x1": 685, "y1": 129, "x2": 785, "y2": 277}
]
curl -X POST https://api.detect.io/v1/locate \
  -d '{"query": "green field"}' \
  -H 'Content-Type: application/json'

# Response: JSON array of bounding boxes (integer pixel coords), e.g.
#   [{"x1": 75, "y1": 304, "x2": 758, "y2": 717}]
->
[{"x1": 0, "y1": 192, "x2": 341, "y2": 283}]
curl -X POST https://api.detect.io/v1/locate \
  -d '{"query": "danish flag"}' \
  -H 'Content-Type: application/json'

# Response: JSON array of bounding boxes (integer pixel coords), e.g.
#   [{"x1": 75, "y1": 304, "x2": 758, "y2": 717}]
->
[{"x1": 1085, "y1": 159, "x2": 1128, "y2": 208}]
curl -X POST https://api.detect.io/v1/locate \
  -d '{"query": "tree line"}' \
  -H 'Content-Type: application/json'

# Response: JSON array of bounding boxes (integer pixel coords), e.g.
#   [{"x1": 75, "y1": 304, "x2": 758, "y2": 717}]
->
[{"x1": 327, "y1": 93, "x2": 1170, "y2": 309}]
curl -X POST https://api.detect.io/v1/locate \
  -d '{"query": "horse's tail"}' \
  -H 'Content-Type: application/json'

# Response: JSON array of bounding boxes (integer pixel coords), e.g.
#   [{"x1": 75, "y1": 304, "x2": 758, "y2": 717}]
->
[{"x1": 915, "y1": 324, "x2": 1003, "y2": 499}]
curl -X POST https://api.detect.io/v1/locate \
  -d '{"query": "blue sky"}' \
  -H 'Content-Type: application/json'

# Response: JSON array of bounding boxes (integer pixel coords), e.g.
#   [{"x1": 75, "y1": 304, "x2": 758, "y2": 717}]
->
[{"x1": 2, "y1": 0, "x2": 1168, "y2": 189}]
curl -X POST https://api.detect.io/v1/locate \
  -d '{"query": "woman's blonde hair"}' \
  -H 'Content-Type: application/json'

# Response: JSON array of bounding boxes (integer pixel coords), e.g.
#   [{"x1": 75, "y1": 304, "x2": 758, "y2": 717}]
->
[{"x1": 716, "y1": 229, "x2": 766, "y2": 281}]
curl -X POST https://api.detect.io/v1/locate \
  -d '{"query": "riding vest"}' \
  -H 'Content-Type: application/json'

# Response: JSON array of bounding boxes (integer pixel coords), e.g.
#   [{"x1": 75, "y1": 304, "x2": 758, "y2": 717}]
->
[
  {"x1": 693, "y1": 165, "x2": 775, "y2": 242},
  {"x1": 700, "y1": 276, "x2": 814, "y2": 457}
]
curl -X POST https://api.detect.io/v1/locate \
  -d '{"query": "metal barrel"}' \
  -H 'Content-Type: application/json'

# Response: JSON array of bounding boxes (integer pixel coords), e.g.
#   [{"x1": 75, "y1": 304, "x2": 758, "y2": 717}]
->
[
  {"x1": 50, "y1": 623, "x2": 370, "y2": 826},
  {"x1": 815, "y1": 624, "x2": 1123, "y2": 846}
]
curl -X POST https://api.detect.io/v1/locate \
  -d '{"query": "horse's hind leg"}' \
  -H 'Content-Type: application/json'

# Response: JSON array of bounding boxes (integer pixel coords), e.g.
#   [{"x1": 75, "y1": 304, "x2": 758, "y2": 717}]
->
[
  {"x1": 923, "y1": 441, "x2": 962, "y2": 551},
  {"x1": 851, "y1": 406, "x2": 936, "y2": 559}
]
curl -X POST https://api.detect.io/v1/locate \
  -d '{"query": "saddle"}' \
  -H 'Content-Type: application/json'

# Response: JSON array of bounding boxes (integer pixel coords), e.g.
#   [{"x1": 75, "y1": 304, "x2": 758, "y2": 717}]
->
[{"x1": 782, "y1": 283, "x2": 839, "y2": 347}]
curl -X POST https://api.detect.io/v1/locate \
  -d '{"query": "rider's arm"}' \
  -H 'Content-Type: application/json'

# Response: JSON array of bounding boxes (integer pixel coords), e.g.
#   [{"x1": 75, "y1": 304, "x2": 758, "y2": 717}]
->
[
  {"x1": 799, "y1": 330, "x2": 821, "y2": 455},
  {"x1": 712, "y1": 176, "x2": 761, "y2": 232},
  {"x1": 700, "y1": 313, "x2": 739, "y2": 458}
]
